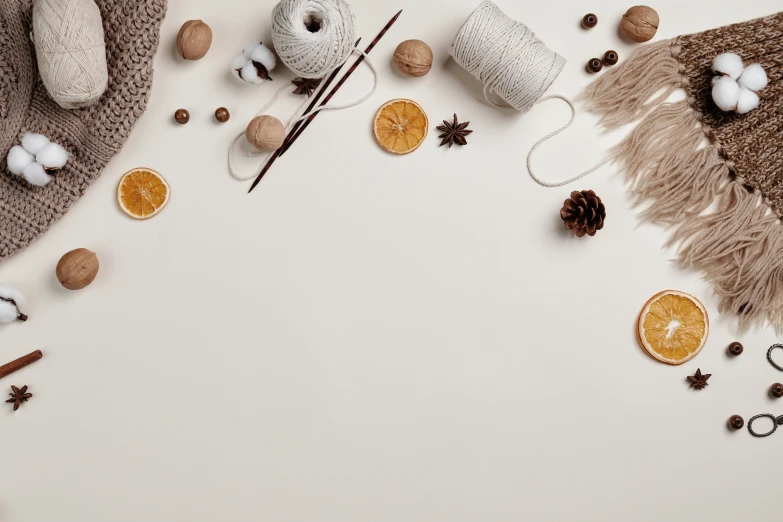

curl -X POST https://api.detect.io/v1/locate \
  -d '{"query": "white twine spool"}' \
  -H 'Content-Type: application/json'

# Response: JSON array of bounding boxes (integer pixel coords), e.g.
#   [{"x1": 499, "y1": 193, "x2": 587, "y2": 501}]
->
[
  {"x1": 449, "y1": 0, "x2": 611, "y2": 187},
  {"x1": 449, "y1": 0, "x2": 565, "y2": 112},
  {"x1": 32, "y1": 0, "x2": 108, "y2": 109},
  {"x1": 272, "y1": 0, "x2": 357, "y2": 79}
]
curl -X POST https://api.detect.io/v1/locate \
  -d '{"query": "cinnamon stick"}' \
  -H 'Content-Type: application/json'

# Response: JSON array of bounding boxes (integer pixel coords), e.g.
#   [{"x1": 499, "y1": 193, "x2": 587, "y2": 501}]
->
[{"x1": 0, "y1": 350, "x2": 43, "y2": 380}]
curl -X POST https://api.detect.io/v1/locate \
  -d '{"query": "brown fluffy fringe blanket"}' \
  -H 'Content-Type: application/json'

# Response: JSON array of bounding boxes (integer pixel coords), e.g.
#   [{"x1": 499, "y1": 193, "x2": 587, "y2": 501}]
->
[{"x1": 582, "y1": 12, "x2": 783, "y2": 331}]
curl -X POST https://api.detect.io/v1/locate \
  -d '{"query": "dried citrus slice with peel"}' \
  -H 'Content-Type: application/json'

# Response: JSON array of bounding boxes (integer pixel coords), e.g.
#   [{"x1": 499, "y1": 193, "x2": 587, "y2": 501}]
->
[
  {"x1": 638, "y1": 290, "x2": 709, "y2": 365},
  {"x1": 373, "y1": 98, "x2": 428, "y2": 154},
  {"x1": 117, "y1": 168, "x2": 170, "y2": 220}
]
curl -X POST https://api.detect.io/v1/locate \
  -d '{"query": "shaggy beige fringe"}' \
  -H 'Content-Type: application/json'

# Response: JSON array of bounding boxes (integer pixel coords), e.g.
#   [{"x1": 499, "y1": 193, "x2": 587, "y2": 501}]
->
[{"x1": 582, "y1": 41, "x2": 783, "y2": 331}]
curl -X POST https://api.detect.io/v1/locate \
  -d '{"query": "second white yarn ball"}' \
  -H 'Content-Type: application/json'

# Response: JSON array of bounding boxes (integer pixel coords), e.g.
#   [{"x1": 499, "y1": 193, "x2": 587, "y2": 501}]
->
[{"x1": 271, "y1": 0, "x2": 356, "y2": 79}]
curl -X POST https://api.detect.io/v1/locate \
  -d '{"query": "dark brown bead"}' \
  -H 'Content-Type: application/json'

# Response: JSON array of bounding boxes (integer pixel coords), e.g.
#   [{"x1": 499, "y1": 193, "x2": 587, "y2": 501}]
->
[
  {"x1": 728, "y1": 342, "x2": 744, "y2": 356},
  {"x1": 215, "y1": 107, "x2": 230, "y2": 123},
  {"x1": 581, "y1": 13, "x2": 598, "y2": 29},
  {"x1": 603, "y1": 50, "x2": 619, "y2": 66},
  {"x1": 174, "y1": 109, "x2": 190, "y2": 125},
  {"x1": 728, "y1": 415, "x2": 744, "y2": 430},
  {"x1": 771, "y1": 383, "x2": 783, "y2": 398},
  {"x1": 586, "y1": 58, "x2": 603, "y2": 73}
]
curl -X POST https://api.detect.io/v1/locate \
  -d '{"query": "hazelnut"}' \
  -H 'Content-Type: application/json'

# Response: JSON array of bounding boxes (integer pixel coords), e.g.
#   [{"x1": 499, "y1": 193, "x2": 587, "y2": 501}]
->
[
  {"x1": 56, "y1": 248, "x2": 99, "y2": 290},
  {"x1": 215, "y1": 107, "x2": 230, "y2": 123},
  {"x1": 176, "y1": 20, "x2": 212, "y2": 60},
  {"x1": 620, "y1": 6, "x2": 659, "y2": 43},
  {"x1": 393, "y1": 40, "x2": 433, "y2": 78},
  {"x1": 246, "y1": 115, "x2": 285, "y2": 152}
]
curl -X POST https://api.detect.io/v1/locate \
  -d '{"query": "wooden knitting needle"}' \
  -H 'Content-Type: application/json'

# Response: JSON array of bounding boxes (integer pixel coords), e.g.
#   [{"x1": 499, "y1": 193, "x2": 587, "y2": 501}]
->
[
  {"x1": 278, "y1": 38, "x2": 362, "y2": 153},
  {"x1": 248, "y1": 10, "x2": 403, "y2": 194}
]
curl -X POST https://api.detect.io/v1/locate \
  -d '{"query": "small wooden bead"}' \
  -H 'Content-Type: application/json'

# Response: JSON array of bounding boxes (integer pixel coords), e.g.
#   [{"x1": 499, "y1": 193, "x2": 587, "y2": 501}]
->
[
  {"x1": 728, "y1": 342, "x2": 743, "y2": 356},
  {"x1": 215, "y1": 107, "x2": 230, "y2": 123},
  {"x1": 728, "y1": 415, "x2": 744, "y2": 430},
  {"x1": 603, "y1": 50, "x2": 619, "y2": 66},
  {"x1": 771, "y1": 383, "x2": 783, "y2": 398},
  {"x1": 582, "y1": 13, "x2": 598, "y2": 29},
  {"x1": 174, "y1": 109, "x2": 190, "y2": 124},
  {"x1": 586, "y1": 58, "x2": 603, "y2": 73}
]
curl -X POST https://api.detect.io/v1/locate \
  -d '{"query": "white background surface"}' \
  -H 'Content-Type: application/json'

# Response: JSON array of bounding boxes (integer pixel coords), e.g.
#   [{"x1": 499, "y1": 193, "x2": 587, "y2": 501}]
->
[{"x1": 2, "y1": 0, "x2": 783, "y2": 520}]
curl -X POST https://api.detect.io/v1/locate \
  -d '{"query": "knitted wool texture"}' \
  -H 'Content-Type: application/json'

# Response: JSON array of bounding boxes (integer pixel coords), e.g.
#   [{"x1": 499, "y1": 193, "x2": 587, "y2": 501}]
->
[
  {"x1": 0, "y1": 0, "x2": 166, "y2": 260},
  {"x1": 583, "y1": 12, "x2": 783, "y2": 331}
]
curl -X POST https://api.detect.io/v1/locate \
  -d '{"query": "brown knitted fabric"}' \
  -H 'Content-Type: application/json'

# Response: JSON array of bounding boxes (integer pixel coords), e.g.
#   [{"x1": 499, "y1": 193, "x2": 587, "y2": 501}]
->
[
  {"x1": 582, "y1": 12, "x2": 783, "y2": 332},
  {"x1": 0, "y1": 0, "x2": 166, "y2": 260},
  {"x1": 676, "y1": 13, "x2": 783, "y2": 215}
]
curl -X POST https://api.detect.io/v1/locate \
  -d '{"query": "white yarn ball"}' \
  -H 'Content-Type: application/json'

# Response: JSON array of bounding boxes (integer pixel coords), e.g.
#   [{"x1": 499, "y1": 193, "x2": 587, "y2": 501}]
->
[
  {"x1": 36, "y1": 142, "x2": 69, "y2": 169},
  {"x1": 32, "y1": 0, "x2": 109, "y2": 109},
  {"x1": 736, "y1": 88, "x2": 760, "y2": 115},
  {"x1": 6, "y1": 146, "x2": 34, "y2": 175},
  {"x1": 712, "y1": 52, "x2": 744, "y2": 80},
  {"x1": 448, "y1": 0, "x2": 565, "y2": 112},
  {"x1": 738, "y1": 63, "x2": 768, "y2": 92},
  {"x1": 711, "y1": 76, "x2": 741, "y2": 112},
  {"x1": 22, "y1": 162, "x2": 53, "y2": 186},
  {"x1": 271, "y1": 0, "x2": 356, "y2": 79},
  {"x1": 21, "y1": 133, "x2": 51, "y2": 155}
]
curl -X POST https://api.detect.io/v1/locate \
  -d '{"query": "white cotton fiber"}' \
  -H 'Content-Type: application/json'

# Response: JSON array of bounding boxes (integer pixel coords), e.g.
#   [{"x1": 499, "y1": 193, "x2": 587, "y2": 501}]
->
[
  {"x1": 21, "y1": 133, "x2": 51, "y2": 155},
  {"x1": 736, "y1": 88, "x2": 760, "y2": 115},
  {"x1": 0, "y1": 283, "x2": 24, "y2": 306},
  {"x1": 6, "y1": 145, "x2": 34, "y2": 175},
  {"x1": 241, "y1": 63, "x2": 264, "y2": 84},
  {"x1": 738, "y1": 63, "x2": 768, "y2": 92},
  {"x1": 247, "y1": 43, "x2": 276, "y2": 72},
  {"x1": 22, "y1": 162, "x2": 52, "y2": 186},
  {"x1": 0, "y1": 301, "x2": 18, "y2": 323},
  {"x1": 712, "y1": 76, "x2": 741, "y2": 112},
  {"x1": 36, "y1": 142, "x2": 68, "y2": 169},
  {"x1": 712, "y1": 53, "x2": 744, "y2": 80}
]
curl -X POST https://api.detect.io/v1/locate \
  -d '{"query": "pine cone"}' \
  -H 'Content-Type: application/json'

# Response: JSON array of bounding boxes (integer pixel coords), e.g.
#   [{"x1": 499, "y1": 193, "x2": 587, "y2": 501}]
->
[{"x1": 560, "y1": 190, "x2": 606, "y2": 237}]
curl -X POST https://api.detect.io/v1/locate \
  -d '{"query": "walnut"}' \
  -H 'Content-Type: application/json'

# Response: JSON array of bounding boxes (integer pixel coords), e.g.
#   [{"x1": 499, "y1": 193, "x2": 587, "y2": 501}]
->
[
  {"x1": 246, "y1": 116, "x2": 285, "y2": 152},
  {"x1": 620, "y1": 6, "x2": 659, "y2": 43},
  {"x1": 56, "y1": 248, "x2": 99, "y2": 290},
  {"x1": 393, "y1": 40, "x2": 433, "y2": 77},
  {"x1": 176, "y1": 20, "x2": 212, "y2": 60}
]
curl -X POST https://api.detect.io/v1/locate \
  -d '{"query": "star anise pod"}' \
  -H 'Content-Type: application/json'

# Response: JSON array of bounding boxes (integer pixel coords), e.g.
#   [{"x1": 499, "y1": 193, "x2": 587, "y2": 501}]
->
[
  {"x1": 6, "y1": 385, "x2": 32, "y2": 411},
  {"x1": 437, "y1": 113, "x2": 473, "y2": 147},
  {"x1": 292, "y1": 77, "x2": 322, "y2": 97},
  {"x1": 687, "y1": 368, "x2": 711, "y2": 390}
]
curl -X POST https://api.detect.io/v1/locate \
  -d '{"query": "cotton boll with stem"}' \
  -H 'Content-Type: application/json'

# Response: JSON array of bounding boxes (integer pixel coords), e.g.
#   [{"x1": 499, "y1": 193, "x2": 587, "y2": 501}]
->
[
  {"x1": 712, "y1": 53, "x2": 744, "y2": 80},
  {"x1": 6, "y1": 146, "x2": 34, "y2": 175},
  {"x1": 231, "y1": 42, "x2": 276, "y2": 84},
  {"x1": 711, "y1": 76, "x2": 741, "y2": 112},
  {"x1": 0, "y1": 284, "x2": 27, "y2": 322}
]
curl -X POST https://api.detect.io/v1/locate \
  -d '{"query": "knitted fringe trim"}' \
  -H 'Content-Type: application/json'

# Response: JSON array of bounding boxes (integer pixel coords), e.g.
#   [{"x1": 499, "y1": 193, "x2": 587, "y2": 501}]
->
[{"x1": 584, "y1": 41, "x2": 783, "y2": 332}]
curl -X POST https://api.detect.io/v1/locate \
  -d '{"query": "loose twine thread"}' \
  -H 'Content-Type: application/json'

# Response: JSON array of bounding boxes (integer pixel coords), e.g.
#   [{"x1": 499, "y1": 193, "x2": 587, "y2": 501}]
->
[
  {"x1": 32, "y1": 0, "x2": 108, "y2": 109},
  {"x1": 450, "y1": 0, "x2": 612, "y2": 187},
  {"x1": 229, "y1": 0, "x2": 377, "y2": 181}
]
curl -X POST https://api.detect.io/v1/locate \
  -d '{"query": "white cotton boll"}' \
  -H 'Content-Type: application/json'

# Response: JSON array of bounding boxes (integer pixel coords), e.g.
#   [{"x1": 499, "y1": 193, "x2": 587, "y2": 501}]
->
[
  {"x1": 738, "y1": 63, "x2": 768, "y2": 92},
  {"x1": 22, "y1": 162, "x2": 53, "y2": 186},
  {"x1": 736, "y1": 87, "x2": 760, "y2": 114},
  {"x1": 21, "y1": 133, "x2": 51, "y2": 155},
  {"x1": 248, "y1": 43, "x2": 276, "y2": 72},
  {"x1": 6, "y1": 145, "x2": 34, "y2": 175},
  {"x1": 712, "y1": 76, "x2": 741, "y2": 112},
  {"x1": 240, "y1": 63, "x2": 264, "y2": 84},
  {"x1": 36, "y1": 142, "x2": 68, "y2": 169},
  {"x1": 0, "y1": 301, "x2": 18, "y2": 323},
  {"x1": 712, "y1": 53, "x2": 744, "y2": 80},
  {"x1": 0, "y1": 283, "x2": 24, "y2": 306}
]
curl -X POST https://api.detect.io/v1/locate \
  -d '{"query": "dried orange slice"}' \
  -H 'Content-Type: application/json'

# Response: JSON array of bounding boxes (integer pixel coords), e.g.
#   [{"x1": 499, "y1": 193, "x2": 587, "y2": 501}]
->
[
  {"x1": 373, "y1": 98, "x2": 428, "y2": 154},
  {"x1": 117, "y1": 168, "x2": 170, "y2": 220},
  {"x1": 638, "y1": 290, "x2": 709, "y2": 365}
]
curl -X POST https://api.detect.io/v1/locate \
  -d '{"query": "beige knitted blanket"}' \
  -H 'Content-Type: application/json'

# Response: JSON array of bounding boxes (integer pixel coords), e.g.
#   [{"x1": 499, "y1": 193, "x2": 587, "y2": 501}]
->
[
  {"x1": 583, "y1": 12, "x2": 783, "y2": 331},
  {"x1": 0, "y1": 0, "x2": 166, "y2": 259}
]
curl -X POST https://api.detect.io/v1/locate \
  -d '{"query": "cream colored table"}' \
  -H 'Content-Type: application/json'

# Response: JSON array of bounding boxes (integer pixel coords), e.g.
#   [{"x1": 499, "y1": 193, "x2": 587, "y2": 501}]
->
[{"x1": 2, "y1": 1, "x2": 781, "y2": 520}]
